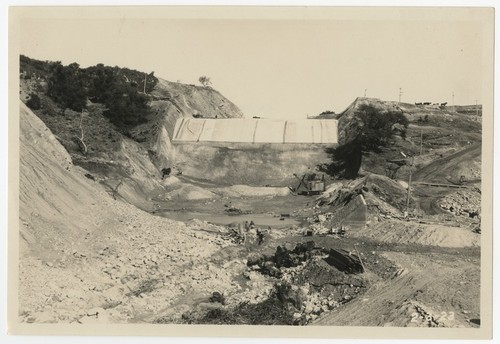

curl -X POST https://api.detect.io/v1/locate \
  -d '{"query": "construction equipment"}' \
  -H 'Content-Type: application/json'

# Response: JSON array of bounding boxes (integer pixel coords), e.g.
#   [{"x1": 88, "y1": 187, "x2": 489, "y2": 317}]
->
[{"x1": 291, "y1": 173, "x2": 325, "y2": 196}]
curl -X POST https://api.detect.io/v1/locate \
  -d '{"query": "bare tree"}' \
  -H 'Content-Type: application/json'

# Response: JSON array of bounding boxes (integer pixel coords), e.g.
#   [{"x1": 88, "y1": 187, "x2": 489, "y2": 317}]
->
[
  {"x1": 77, "y1": 109, "x2": 88, "y2": 155},
  {"x1": 111, "y1": 178, "x2": 124, "y2": 200}
]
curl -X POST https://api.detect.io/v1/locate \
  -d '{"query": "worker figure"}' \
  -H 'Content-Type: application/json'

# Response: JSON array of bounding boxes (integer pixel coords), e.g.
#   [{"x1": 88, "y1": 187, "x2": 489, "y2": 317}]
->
[
  {"x1": 256, "y1": 228, "x2": 265, "y2": 245},
  {"x1": 238, "y1": 222, "x2": 246, "y2": 244}
]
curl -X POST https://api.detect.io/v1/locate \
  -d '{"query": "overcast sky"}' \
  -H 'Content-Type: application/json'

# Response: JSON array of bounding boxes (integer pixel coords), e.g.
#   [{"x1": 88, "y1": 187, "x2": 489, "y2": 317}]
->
[{"x1": 20, "y1": 14, "x2": 484, "y2": 120}]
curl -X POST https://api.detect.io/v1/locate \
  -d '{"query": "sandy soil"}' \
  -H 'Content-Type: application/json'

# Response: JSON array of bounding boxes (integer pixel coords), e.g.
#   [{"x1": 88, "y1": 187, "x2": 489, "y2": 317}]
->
[
  {"x1": 352, "y1": 219, "x2": 480, "y2": 248},
  {"x1": 19, "y1": 103, "x2": 242, "y2": 323}
]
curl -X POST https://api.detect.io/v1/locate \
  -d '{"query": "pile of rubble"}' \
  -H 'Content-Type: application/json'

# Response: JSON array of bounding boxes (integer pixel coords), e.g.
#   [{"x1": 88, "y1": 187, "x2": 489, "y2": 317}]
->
[
  {"x1": 175, "y1": 240, "x2": 369, "y2": 325},
  {"x1": 241, "y1": 242, "x2": 367, "y2": 324},
  {"x1": 439, "y1": 190, "x2": 481, "y2": 218},
  {"x1": 246, "y1": 241, "x2": 320, "y2": 278},
  {"x1": 19, "y1": 212, "x2": 242, "y2": 324}
]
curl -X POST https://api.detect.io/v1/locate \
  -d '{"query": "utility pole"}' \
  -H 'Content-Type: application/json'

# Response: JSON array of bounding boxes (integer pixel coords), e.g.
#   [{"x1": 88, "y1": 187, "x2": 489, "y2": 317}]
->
[
  {"x1": 143, "y1": 74, "x2": 147, "y2": 94},
  {"x1": 405, "y1": 155, "x2": 414, "y2": 218},
  {"x1": 475, "y1": 100, "x2": 479, "y2": 116},
  {"x1": 420, "y1": 129, "x2": 423, "y2": 156},
  {"x1": 399, "y1": 88, "x2": 403, "y2": 103},
  {"x1": 452, "y1": 91, "x2": 455, "y2": 112},
  {"x1": 364, "y1": 89, "x2": 367, "y2": 97},
  {"x1": 353, "y1": 244, "x2": 370, "y2": 285}
]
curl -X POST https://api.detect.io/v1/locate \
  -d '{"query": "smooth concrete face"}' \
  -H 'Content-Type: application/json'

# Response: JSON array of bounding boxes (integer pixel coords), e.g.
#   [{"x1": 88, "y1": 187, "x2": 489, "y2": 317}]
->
[
  {"x1": 173, "y1": 143, "x2": 334, "y2": 186},
  {"x1": 172, "y1": 118, "x2": 338, "y2": 144}
]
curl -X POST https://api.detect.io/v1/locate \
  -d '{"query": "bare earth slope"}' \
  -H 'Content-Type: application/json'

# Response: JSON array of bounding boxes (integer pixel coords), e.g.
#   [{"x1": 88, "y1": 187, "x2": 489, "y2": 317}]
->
[
  {"x1": 19, "y1": 103, "x2": 239, "y2": 324},
  {"x1": 19, "y1": 101, "x2": 100, "y2": 254},
  {"x1": 413, "y1": 143, "x2": 481, "y2": 184},
  {"x1": 315, "y1": 250, "x2": 480, "y2": 327}
]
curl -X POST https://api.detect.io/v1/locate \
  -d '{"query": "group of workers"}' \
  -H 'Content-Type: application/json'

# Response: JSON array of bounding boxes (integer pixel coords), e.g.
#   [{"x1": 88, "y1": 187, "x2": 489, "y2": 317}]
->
[{"x1": 233, "y1": 220, "x2": 268, "y2": 245}]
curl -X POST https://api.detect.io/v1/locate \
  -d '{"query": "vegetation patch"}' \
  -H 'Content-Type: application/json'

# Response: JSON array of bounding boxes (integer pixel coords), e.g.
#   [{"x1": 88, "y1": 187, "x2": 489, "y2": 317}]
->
[{"x1": 21, "y1": 55, "x2": 158, "y2": 130}]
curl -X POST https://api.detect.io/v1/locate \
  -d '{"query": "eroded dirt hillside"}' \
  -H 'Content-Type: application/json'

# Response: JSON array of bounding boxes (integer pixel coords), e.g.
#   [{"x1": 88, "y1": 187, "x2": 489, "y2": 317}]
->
[{"x1": 18, "y1": 103, "x2": 242, "y2": 323}]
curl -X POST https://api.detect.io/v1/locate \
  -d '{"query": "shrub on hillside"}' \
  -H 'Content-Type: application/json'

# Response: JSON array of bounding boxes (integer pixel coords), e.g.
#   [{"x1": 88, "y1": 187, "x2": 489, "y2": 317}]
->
[
  {"x1": 84, "y1": 64, "x2": 154, "y2": 128},
  {"x1": 320, "y1": 104, "x2": 409, "y2": 179},
  {"x1": 26, "y1": 93, "x2": 41, "y2": 110},
  {"x1": 20, "y1": 55, "x2": 52, "y2": 80},
  {"x1": 47, "y1": 62, "x2": 88, "y2": 112},
  {"x1": 318, "y1": 110, "x2": 335, "y2": 116},
  {"x1": 22, "y1": 56, "x2": 159, "y2": 130}
]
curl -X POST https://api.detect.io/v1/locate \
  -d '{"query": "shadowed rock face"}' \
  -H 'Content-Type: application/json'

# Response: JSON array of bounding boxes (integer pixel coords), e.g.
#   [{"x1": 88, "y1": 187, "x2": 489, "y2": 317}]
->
[{"x1": 325, "y1": 249, "x2": 364, "y2": 274}]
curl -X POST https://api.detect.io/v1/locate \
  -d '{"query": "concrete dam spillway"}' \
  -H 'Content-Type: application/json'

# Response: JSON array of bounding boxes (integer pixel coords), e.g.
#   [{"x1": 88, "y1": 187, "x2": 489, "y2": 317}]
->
[
  {"x1": 170, "y1": 118, "x2": 339, "y2": 186},
  {"x1": 172, "y1": 118, "x2": 338, "y2": 145}
]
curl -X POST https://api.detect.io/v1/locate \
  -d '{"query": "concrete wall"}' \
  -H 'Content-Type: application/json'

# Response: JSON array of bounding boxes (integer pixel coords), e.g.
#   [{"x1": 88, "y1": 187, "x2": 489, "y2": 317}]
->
[
  {"x1": 172, "y1": 118, "x2": 338, "y2": 145},
  {"x1": 173, "y1": 143, "x2": 333, "y2": 186},
  {"x1": 167, "y1": 118, "x2": 338, "y2": 186}
]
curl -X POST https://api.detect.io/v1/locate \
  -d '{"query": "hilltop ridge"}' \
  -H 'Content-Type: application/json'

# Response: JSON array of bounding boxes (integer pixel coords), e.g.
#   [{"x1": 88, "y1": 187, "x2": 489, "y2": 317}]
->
[
  {"x1": 336, "y1": 97, "x2": 481, "y2": 144},
  {"x1": 329, "y1": 96, "x2": 482, "y2": 180}
]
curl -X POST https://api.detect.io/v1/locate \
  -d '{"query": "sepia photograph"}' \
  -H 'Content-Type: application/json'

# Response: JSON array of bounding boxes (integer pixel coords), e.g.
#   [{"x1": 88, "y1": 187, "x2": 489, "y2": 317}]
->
[{"x1": 6, "y1": 5, "x2": 495, "y2": 340}]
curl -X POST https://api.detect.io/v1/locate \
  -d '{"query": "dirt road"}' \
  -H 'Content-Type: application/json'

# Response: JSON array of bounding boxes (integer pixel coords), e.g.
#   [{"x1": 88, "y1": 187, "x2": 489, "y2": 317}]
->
[
  {"x1": 314, "y1": 249, "x2": 480, "y2": 327},
  {"x1": 413, "y1": 185, "x2": 450, "y2": 215},
  {"x1": 413, "y1": 143, "x2": 481, "y2": 184}
]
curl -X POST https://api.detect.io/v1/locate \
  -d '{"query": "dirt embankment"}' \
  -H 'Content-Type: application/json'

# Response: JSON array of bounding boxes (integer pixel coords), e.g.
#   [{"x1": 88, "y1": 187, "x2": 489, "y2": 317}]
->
[
  {"x1": 413, "y1": 143, "x2": 481, "y2": 184},
  {"x1": 314, "y1": 249, "x2": 480, "y2": 327},
  {"x1": 315, "y1": 172, "x2": 480, "y2": 247},
  {"x1": 18, "y1": 103, "x2": 244, "y2": 324},
  {"x1": 352, "y1": 220, "x2": 480, "y2": 248}
]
